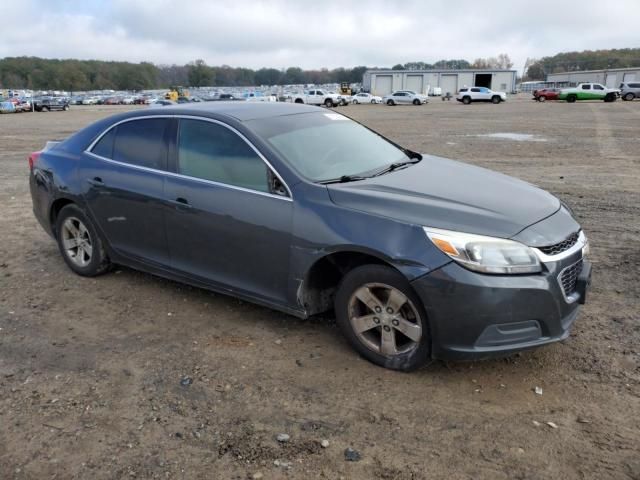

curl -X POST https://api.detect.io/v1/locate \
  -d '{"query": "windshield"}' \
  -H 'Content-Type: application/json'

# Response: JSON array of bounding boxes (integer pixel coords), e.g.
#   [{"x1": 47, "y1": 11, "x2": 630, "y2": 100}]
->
[{"x1": 247, "y1": 112, "x2": 410, "y2": 182}]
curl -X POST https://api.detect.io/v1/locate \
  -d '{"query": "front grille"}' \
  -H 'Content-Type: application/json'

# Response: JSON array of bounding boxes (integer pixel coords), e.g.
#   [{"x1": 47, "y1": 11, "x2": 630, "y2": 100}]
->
[
  {"x1": 539, "y1": 231, "x2": 580, "y2": 256},
  {"x1": 560, "y1": 259, "x2": 583, "y2": 297}
]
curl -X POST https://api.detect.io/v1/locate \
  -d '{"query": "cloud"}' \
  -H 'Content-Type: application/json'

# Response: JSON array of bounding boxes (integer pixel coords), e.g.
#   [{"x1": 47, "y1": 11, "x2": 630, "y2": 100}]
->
[{"x1": 1, "y1": 0, "x2": 639, "y2": 71}]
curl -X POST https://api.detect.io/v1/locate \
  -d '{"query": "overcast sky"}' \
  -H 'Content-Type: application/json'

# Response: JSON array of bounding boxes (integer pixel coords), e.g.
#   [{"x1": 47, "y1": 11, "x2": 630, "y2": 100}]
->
[{"x1": 2, "y1": 0, "x2": 639, "y2": 72}]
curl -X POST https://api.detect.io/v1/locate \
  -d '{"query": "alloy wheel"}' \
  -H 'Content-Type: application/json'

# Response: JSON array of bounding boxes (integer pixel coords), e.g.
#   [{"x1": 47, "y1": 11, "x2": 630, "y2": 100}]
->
[
  {"x1": 348, "y1": 283, "x2": 423, "y2": 357},
  {"x1": 61, "y1": 217, "x2": 93, "y2": 267}
]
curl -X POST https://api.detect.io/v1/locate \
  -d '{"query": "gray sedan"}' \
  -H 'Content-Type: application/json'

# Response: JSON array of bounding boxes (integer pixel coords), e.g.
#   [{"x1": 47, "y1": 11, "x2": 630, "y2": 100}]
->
[{"x1": 29, "y1": 102, "x2": 590, "y2": 371}]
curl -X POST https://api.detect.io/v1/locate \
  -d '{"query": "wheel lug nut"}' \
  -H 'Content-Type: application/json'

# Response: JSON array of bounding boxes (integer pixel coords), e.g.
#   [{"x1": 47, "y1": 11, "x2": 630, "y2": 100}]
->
[
  {"x1": 386, "y1": 307, "x2": 393, "y2": 314},
  {"x1": 392, "y1": 319, "x2": 399, "y2": 326},
  {"x1": 373, "y1": 317, "x2": 380, "y2": 324},
  {"x1": 374, "y1": 307, "x2": 381, "y2": 313},
  {"x1": 383, "y1": 325, "x2": 391, "y2": 332}
]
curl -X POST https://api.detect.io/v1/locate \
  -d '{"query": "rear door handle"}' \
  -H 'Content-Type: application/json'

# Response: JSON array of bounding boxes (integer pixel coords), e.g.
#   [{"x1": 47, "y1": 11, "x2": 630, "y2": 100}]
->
[
  {"x1": 87, "y1": 176, "x2": 104, "y2": 186},
  {"x1": 170, "y1": 197, "x2": 193, "y2": 210}
]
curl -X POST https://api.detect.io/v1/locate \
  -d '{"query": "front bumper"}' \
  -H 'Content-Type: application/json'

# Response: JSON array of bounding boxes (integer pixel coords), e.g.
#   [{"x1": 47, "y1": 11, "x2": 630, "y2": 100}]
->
[{"x1": 411, "y1": 255, "x2": 591, "y2": 361}]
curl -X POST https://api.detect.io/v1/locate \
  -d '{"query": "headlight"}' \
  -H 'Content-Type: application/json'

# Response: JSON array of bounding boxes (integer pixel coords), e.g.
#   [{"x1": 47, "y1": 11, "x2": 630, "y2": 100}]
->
[{"x1": 423, "y1": 227, "x2": 541, "y2": 274}]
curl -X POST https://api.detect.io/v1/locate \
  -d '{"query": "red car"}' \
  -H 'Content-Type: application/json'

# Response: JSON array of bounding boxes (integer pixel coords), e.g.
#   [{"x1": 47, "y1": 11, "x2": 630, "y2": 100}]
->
[{"x1": 533, "y1": 88, "x2": 560, "y2": 102}]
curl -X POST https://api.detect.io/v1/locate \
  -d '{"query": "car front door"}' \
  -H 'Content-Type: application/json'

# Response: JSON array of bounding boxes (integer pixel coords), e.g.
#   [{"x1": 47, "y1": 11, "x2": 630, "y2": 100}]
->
[
  {"x1": 163, "y1": 117, "x2": 293, "y2": 304},
  {"x1": 80, "y1": 117, "x2": 172, "y2": 265}
]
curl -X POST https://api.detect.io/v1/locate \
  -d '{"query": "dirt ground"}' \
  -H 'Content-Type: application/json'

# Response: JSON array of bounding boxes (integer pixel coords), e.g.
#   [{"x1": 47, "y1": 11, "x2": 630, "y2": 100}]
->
[{"x1": 1, "y1": 97, "x2": 639, "y2": 480}]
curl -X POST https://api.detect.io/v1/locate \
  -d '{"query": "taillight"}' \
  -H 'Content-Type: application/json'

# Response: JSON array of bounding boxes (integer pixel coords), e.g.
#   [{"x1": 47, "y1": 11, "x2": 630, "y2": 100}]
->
[{"x1": 28, "y1": 151, "x2": 41, "y2": 171}]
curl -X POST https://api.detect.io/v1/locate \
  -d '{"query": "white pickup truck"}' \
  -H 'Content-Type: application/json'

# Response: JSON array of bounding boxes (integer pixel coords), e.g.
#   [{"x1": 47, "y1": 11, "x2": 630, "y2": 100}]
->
[
  {"x1": 291, "y1": 89, "x2": 342, "y2": 107},
  {"x1": 558, "y1": 83, "x2": 620, "y2": 102}
]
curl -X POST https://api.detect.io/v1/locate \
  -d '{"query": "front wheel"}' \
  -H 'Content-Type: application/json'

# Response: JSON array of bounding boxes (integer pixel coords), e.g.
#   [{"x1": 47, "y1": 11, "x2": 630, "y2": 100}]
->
[
  {"x1": 324, "y1": 98, "x2": 333, "y2": 108},
  {"x1": 538, "y1": 95, "x2": 546, "y2": 102},
  {"x1": 55, "y1": 204, "x2": 111, "y2": 277},
  {"x1": 491, "y1": 95, "x2": 501, "y2": 104},
  {"x1": 352, "y1": 99, "x2": 358, "y2": 104},
  {"x1": 386, "y1": 99, "x2": 394, "y2": 106},
  {"x1": 63, "y1": 105, "x2": 70, "y2": 111},
  {"x1": 335, "y1": 265, "x2": 431, "y2": 371},
  {"x1": 371, "y1": 99, "x2": 377, "y2": 104},
  {"x1": 413, "y1": 99, "x2": 421, "y2": 105},
  {"x1": 604, "y1": 93, "x2": 616, "y2": 102}
]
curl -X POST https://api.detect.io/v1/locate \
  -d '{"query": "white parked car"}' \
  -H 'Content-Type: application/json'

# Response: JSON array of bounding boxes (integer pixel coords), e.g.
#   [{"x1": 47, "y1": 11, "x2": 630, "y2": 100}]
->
[
  {"x1": 351, "y1": 92, "x2": 382, "y2": 104},
  {"x1": 81, "y1": 96, "x2": 99, "y2": 105},
  {"x1": 456, "y1": 87, "x2": 507, "y2": 104},
  {"x1": 243, "y1": 92, "x2": 277, "y2": 102},
  {"x1": 382, "y1": 91, "x2": 428, "y2": 106}
]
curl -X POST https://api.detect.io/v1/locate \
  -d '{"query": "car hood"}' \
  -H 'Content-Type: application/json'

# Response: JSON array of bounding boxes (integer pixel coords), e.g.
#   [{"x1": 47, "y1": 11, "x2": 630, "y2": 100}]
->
[{"x1": 326, "y1": 155, "x2": 561, "y2": 240}]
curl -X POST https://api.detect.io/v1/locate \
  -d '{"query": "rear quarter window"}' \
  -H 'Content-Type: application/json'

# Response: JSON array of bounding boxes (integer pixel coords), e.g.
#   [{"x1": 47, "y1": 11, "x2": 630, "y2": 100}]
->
[{"x1": 91, "y1": 127, "x2": 115, "y2": 158}]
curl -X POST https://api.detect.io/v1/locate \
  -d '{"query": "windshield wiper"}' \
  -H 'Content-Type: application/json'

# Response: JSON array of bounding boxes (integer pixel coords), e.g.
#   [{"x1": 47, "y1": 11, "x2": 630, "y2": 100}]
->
[
  {"x1": 371, "y1": 157, "x2": 422, "y2": 177},
  {"x1": 318, "y1": 174, "x2": 369, "y2": 185}
]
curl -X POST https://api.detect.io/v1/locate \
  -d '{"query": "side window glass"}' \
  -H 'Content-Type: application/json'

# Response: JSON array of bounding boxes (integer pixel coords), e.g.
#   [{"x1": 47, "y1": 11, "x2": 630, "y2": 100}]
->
[
  {"x1": 178, "y1": 119, "x2": 270, "y2": 193},
  {"x1": 92, "y1": 127, "x2": 115, "y2": 158},
  {"x1": 594, "y1": 84, "x2": 604, "y2": 90},
  {"x1": 581, "y1": 84, "x2": 591, "y2": 90},
  {"x1": 471, "y1": 88, "x2": 481, "y2": 92},
  {"x1": 113, "y1": 118, "x2": 169, "y2": 169}
]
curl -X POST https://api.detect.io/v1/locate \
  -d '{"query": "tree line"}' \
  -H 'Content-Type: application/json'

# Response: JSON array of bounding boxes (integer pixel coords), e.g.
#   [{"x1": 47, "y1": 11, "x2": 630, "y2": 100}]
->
[
  {"x1": 524, "y1": 48, "x2": 640, "y2": 80},
  {"x1": 0, "y1": 57, "x2": 373, "y2": 91},
  {"x1": 0, "y1": 55, "x2": 514, "y2": 91}
]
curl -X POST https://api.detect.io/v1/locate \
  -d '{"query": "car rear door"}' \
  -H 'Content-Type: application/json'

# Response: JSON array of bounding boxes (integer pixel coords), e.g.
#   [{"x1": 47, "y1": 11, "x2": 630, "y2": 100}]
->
[
  {"x1": 163, "y1": 117, "x2": 293, "y2": 304},
  {"x1": 80, "y1": 117, "x2": 172, "y2": 265}
]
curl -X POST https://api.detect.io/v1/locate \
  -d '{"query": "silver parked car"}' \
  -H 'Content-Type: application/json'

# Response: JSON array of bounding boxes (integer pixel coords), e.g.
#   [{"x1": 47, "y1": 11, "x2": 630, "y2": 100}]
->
[
  {"x1": 382, "y1": 91, "x2": 428, "y2": 106},
  {"x1": 620, "y1": 82, "x2": 640, "y2": 101}
]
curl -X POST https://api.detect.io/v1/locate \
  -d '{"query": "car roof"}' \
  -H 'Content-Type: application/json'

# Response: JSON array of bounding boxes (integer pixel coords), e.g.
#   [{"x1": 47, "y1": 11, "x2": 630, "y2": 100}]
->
[{"x1": 138, "y1": 101, "x2": 321, "y2": 122}]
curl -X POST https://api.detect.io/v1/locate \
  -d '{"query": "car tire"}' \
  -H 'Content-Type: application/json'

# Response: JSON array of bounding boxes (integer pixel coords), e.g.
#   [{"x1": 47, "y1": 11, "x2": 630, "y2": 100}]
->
[
  {"x1": 42, "y1": 106, "x2": 50, "y2": 112},
  {"x1": 55, "y1": 204, "x2": 111, "y2": 277},
  {"x1": 324, "y1": 98, "x2": 333, "y2": 108},
  {"x1": 334, "y1": 264, "x2": 431, "y2": 371},
  {"x1": 353, "y1": 99, "x2": 358, "y2": 105},
  {"x1": 371, "y1": 99, "x2": 376, "y2": 104},
  {"x1": 538, "y1": 95, "x2": 546, "y2": 102},
  {"x1": 413, "y1": 99, "x2": 420, "y2": 105},
  {"x1": 566, "y1": 94, "x2": 577, "y2": 103},
  {"x1": 294, "y1": 99, "x2": 304, "y2": 104},
  {"x1": 63, "y1": 105, "x2": 70, "y2": 111},
  {"x1": 491, "y1": 95, "x2": 501, "y2": 104},
  {"x1": 462, "y1": 96, "x2": 471, "y2": 105},
  {"x1": 623, "y1": 93, "x2": 635, "y2": 101},
  {"x1": 387, "y1": 99, "x2": 394, "y2": 106},
  {"x1": 604, "y1": 93, "x2": 616, "y2": 102}
]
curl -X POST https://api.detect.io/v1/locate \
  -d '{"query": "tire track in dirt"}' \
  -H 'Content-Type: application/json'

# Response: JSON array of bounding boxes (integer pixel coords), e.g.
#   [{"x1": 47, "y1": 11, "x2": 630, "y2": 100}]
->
[{"x1": 587, "y1": 103, "x2": 629, "y2": 161}]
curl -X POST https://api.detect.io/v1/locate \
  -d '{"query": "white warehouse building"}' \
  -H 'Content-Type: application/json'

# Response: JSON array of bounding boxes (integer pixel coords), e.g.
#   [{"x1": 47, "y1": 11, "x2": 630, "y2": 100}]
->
[
  {"x1": 363, "y1": 69, "x2": 518, "y2": 96},
  {"x1": 546, "y1": 67, "x2": 640, "y2": 87}
]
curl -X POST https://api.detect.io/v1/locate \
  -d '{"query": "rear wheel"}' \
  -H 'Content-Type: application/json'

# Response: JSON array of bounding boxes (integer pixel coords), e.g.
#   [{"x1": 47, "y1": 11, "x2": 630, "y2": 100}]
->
[
  {"x1": 335, "y1": 265, "x2": 431, "y2": 371},
  {"x1": 55, "y1": 204, "x2": 111, "y2": 277},
  {"x1": 413, "y1": 98, "x2": 420, "y2": 105},
  {"x1": 42, "y1": 106, "x2": 50, "y2": 112},
  {"x1": 387, "y1": 99, "x2": 395, "y2": 106},
  {"x1": 623, "y1": 92, "x2": 635, "y2": 101},
  {"x1": 462, "y1": 96, "x2": 471, "y2": 105},
  {"x1": 566, "y1": 94, "x2": 577, "y2": 103},
  {"x1": 294, "y1": 98, "x2": 304, "y2": 104}
]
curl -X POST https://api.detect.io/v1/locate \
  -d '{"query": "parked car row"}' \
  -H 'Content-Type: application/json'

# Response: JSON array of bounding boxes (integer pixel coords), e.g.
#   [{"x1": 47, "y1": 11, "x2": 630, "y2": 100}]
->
[{"x1": 531, "y1": 82, "x2": 638, "y2": 102}]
